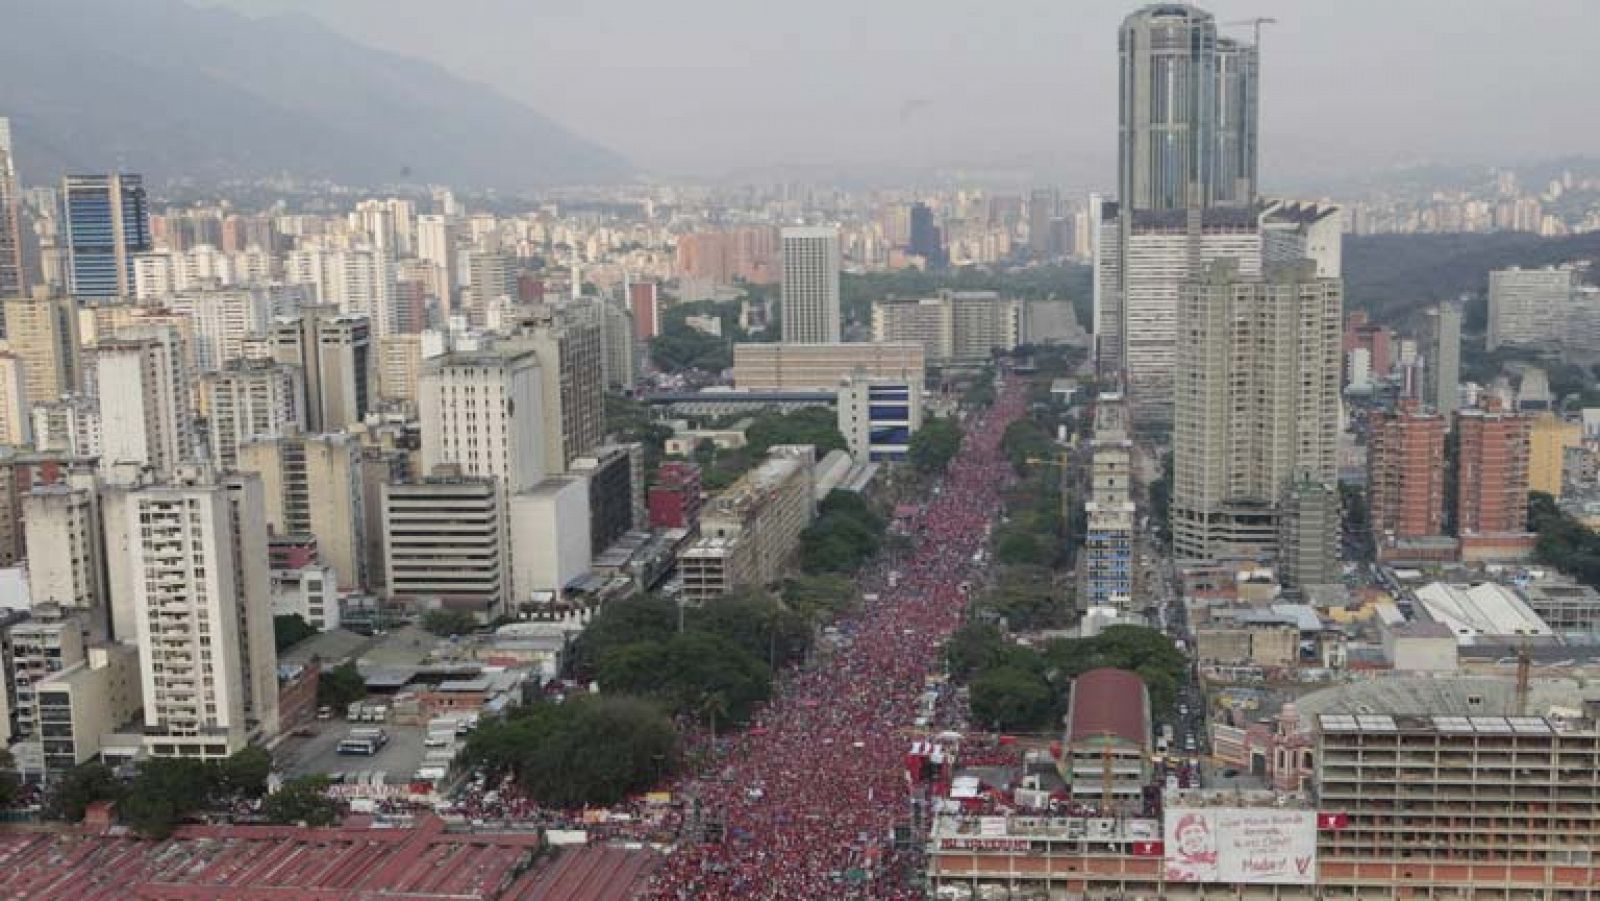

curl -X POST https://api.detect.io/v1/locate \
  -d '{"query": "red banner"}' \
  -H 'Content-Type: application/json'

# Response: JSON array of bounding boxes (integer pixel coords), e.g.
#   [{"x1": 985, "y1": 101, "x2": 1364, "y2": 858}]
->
[
  {"x1": 1131, "y1": 840, "x2": 1164, "y2": 857},
  {"x1": 1317, "y1": 812, "x2": 1349, "y2": 830}
]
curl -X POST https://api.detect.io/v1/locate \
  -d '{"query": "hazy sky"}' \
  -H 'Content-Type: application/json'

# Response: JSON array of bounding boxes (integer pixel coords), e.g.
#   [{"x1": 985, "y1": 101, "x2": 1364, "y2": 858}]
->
[{"x1": 203, "y1": 0, "x2": 1596, "y2": 185}]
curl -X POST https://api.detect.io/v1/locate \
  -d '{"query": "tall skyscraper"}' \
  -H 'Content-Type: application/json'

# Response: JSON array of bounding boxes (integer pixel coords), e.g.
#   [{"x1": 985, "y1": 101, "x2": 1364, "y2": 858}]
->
[
  {"x1": 4, "y1": 293, "x2": 81, "y2": 402},
  {"x1": 1171, "y1": 261, "x2": 1342, "y2": 562},
  {"x1": 780, "y1": 226, "x2": 841, "y2": 343},
  {"x1": 239, "y1": 432, "x2": 368, "y2": 591},
  {"x1": 1422, "y1": 301, "x2": 1462, "y2": 416},
  {"x1": 503, "y1": 314, "x2": 605, "y2": 473},
  {"x1": 62, "y1": 173, "x2": 151, "y2": 301},
  {"x1": 907, "y1": 203, "x2": 944, "y2": 267},
  {"x1": 1028, "y1": 188, "x2": 1060, "y2": 259},
  {"x1": 1118, "y1": 4, "x2": 1257, "y2": 212},
  {"x1": 629, "y1": 281, "x2": 660, "y2": 342},
  {"x1": 0, "y1": 118, "x2": 26, "y2": 305}
]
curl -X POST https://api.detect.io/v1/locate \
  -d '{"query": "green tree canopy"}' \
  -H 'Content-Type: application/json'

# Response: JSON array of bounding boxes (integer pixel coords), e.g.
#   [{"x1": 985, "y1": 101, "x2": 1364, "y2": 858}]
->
[
  {"x1": 273, "y1": 614, "x2": 317, "y2": 653},
  {"x1": 49, "y1": 763, "x2": 124, "y2": 822},
  {"x1": 262, "y1": 775, "x2": 340, "y2": 827},
  {"x1": 909, "y1": 417, "x2": 963, "y2": 474},
  {"x1": 421, "y1": 608, "x2": 480, "y2": 637},
  {"x1": 970, "y1": 666, "x2": 1055, "y2": 732},
  {"x1": 317, "y1": 662, "x2": 368, "y2": 709}
]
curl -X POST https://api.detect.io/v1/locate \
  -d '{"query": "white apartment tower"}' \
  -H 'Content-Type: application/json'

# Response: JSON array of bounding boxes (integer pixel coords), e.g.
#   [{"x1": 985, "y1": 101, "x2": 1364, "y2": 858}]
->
[
  {"x1": 96, "y1": 329, "x2": 193, "y2": 477},
  {"x1": 269, "y1": 307, "x2": 375, "y2": 432},
  {"x1": 780, "y1": 226, "x2": 842, "y2": 343},
  {"x1": 24, "y1": 479, "x2": 109, "y2": 640},
  {"x1": 1172, "y1": 260, "x2": 1343, "y2": 562},
  {"x1": 200, "y1": 361, "x2": 303, "y2": 471},
  {"x1": 0, "y1": 352, "x2": 30, "y2": 446},
  {"x1": 123, "y1": 473, "x2": 277, "y2": 758}
]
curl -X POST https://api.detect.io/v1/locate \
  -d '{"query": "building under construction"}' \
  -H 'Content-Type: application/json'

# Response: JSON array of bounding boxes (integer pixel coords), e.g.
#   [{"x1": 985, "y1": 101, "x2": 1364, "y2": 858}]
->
[{"x1": 1059, "y1": 668, "x2": 1150, "y2": 812}]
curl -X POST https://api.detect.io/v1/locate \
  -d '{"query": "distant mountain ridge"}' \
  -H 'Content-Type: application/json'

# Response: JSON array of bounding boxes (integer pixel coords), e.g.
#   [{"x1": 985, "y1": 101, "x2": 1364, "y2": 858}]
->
[{"x1": 0, "y1": 0, "x2": 629, "y2": 189}]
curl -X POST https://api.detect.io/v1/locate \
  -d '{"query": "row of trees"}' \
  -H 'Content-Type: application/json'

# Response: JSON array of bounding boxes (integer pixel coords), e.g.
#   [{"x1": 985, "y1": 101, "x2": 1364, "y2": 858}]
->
[
  {"x1": 53, "y1": 748, "x2": 274, "y2": 838},
  {"x1": 801, "y1": 491, "x2": 887, "y2": 575},
  {"x1": 947, "y1": 623, "x2": 1188, "y2": 732}
]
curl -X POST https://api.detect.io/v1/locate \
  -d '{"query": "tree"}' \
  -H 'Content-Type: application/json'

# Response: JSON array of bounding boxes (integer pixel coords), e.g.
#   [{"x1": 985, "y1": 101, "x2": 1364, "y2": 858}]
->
[
  {"x1": 946, "y1": 623, "x2": 1008, "y2": 681},
  {"x1": 570, "y1": 595, "x2": 680, "y2": 678},
  {"x1": 0, "y1": 747, "x2": 18, "y2": 809},
  {"x1": 49, "y1": 763, "x2": 123, "y2": 822},
  {"x1": 800, "y1": 491, "x2": 886, "y2": 575},
  {"x1": 273, "y1": 614, "x2": 317, "y2": 652},
  {"x1": 421, "y1": 608, "x2": 480, "y2": 637},
  {"x1": 262, "y1": 775, "x2": 340, "y2": 827},
  {"x1": 121, "y1": 758, "x2": 217, "y2": 839},
  {"x1": 317, "y1": 662, "x2": 368, "y2": 709},
  {"x1": 463, "y1": 697, "x2": 679, "y2": 809},
  {"x1": 909, "y1": 418, "x2": 963, "y2": 474},
  {"x1": 217, "y1": 747, "x2": 272, "y2": 799},
  {"x1": 970, "y1": 666, "x2": 1055, "y2": 732},
  {"x1": 597, "y1": 632, "x2": 771, "y2": 725}
]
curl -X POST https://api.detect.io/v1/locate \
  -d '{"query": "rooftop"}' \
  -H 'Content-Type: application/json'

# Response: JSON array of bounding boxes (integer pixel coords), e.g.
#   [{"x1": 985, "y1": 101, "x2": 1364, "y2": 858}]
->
[{"x1": 1066, "y1": 668, "x2": 1148, "y2": 747}]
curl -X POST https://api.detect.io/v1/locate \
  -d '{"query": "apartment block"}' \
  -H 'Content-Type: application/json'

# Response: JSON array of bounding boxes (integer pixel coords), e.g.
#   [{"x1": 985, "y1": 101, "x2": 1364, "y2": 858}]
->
[
  {"x1": 680, "y1": 449, "x2": 815, "y2": 602},
  {"x1": 733, "y1": 342, "x2": 926, "y2": 392},
  {"x1": 95, "y1": 330, "x2": 193, "y2": 477},
  {"x1": 872, "y1": 291, "x2": 1023, "y2": 365},
  {"x1": 1368, "y1": 404, "x2": 1448, "y2": 551},
  {"x1": 383, "y1": 476, "x2": 508, "y2": 620},
  {"x1": 200, "y1": 361, "x2": 303, "y2": 471},
  {"x1": 237, "y1": 431, "x2": 367, "y2": 591},
  {"x1": 1456, "y1": 406, "x2": 1532, "y2": 538},
  {"x1": 420, "y1": 347, "x2": 546, "y2": 492}
]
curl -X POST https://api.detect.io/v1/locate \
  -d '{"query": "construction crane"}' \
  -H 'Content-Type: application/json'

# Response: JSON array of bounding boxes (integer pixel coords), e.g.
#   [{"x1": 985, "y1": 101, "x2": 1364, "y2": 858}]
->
[
  {"x1": 1222, "y1": 16, "x2": 1277, "y2": 47},
  {"x1": 1515, "y1": 639, "x2": 1533, "y2": 717}
]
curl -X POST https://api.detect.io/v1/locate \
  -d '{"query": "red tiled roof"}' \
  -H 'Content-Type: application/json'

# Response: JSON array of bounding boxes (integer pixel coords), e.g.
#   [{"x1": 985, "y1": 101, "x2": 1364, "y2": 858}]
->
[{"x1": 1067, "y1": 667, "x2": 1148, "y2": 747}]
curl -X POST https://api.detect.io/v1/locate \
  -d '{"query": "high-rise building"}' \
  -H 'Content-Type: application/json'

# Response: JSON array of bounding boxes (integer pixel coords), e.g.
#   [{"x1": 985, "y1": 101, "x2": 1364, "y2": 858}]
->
[
  {"x1": 1369, "y1": 403, "x2": 1448, "y2": 549},
  {"x1": 0, "y1": 118, "x2": 26, "y2": 305},
  {"x1": 629, "y1": 281, "x2": 660, "y2": 342},
  {"x1": 95, "y1": 329, "x2": 193, "y2": 477},
  {"x1": 836, "y1": 376, "x2": 922, "y2": 463},
  {"x1": 200, "y1": 361, "x2": 303, "y2": 471},
  {"x1": 120, "y1": 473, "x2": 278, "y2": 757},
  {"x1": 4, "y1": 293, "x2": 81, "y2": 402},
  {"x1": 376, "y1": 333, "x2": 424, "y2": 408},
  {"x1": 383, "y1": 476, "x2": 508, "y2": 620},
  {"x1": 1172, "y1": 261, "x2": 1343, "y2": 562},
  {"x1": 779, "y1": 227, "x2": 841, "y2": 343},
  {"x1": 1422, "y1": 301, "x2": 1462, "y2": 416},
  {"x1": 169, "y1": 286, "x2": 300, "y2": 372},
  {"x1": 467, "y1": 251, "x2": 517, "y2": 322},
  {"x1": 680, "y1": 448, "x2": 816, "y2": 602},
  {"x1": 1487, "y1": 265, "x2": 1577, "y2": 351},
  {"x1": 238, "y1": 431, "x2": 367, "y2": 591},
  {"x1": 1527, "y1": 414, "x2": 1581, "y2": 498},
  {"x1": 62, "y1": 174, "x2": 151, "y2": 301},
  {"x1": 1118, "y1": 4, "x2": 1256, "y2": 212},
  {"x1": 24, "y1": 480, "x2": 109, "y2": 639},
  {"x1": 284, "y1": 246, "x2": 396, "y2": 336},
  {"x1": 907, "y1": 203, "x2": 943, "y2": 267},
  {"x1": 1083, "y1": 392, "x2": 1136, "y2": 610},
  {"x1": 1028, "y1": 189, "x2": 1061, "y2": 259},
  {"x1": 733, "y1": 342, "x2": 926, "y2": 392},
  {"x1": 31, "y1": 396, "x2": 101, "y2": 457},
  {"x1": 1278, "y1": 479, "x2": 1340, "y2": 594},
  {"x1": 503, "y1": 315, "x2": 605, "y2": 473},
  {"x1": 420, "y1": 348, "x2": 547, "y2": 493},
  {"x1": 1456, "y1": 406, "x2": 1531, "y2": 538},
  {"x1": 268, "y1": 307, "x2": 375, "y2": 431},
  {"x1": 0, "y1": 352, "x2": 30, "y2": 446}
]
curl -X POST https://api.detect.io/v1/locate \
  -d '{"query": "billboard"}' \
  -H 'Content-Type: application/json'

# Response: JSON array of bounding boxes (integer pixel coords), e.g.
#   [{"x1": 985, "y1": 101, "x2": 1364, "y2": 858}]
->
[{"x1": 1164, "y1": 808, "x2": 1317, "y2": 885}]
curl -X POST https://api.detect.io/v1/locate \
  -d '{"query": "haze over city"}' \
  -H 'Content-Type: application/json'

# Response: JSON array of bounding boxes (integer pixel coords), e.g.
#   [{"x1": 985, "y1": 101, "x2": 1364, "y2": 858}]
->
[{"x1": 203, "y1": 0, "x2": 1597, "y2": 183}]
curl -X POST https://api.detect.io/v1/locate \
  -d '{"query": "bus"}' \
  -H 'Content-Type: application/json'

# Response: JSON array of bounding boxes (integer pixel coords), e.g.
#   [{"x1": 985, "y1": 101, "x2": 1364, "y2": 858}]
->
[{"x1": 337, "y1": 728, "x2": 389, "y2": 756}]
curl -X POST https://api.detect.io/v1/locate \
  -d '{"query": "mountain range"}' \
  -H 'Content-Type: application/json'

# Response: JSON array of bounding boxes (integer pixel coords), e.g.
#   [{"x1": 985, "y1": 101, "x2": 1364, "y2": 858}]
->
[{"x1": 0, "y1": 0, "x2": 630, "y2": 189}]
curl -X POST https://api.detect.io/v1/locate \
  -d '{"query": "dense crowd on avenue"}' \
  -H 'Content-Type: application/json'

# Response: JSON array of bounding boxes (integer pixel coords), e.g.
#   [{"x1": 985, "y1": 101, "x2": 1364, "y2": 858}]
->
[{"x1": 644, "y1": 379, "x2": 1026, "y2": 899}]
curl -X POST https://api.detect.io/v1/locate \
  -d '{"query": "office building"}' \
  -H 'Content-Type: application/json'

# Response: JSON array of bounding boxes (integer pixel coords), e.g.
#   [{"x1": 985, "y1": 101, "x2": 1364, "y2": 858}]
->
[
  {"x1": 200, "y1": 361, "x2": 303, "y2": 471},
  {"x1": 907, "y1": 203, "x2": 943, "y2": 267},
  {"x1": 24, "y1": 482, "x2": 109, "y2": 639},
  {"x1": 1118, "y1": 4, "x2": 1256, "y2": 211},
  {"x1": 420, "y1": 348, "x2": 547, "y2": 492},
  {"x1": 0, "y1": 352, "x2": 29, "y2": 446},
  {"x1": 31, "y1": 396, "x2": 100, "y2": 457},
  {"x1": 34, "y1": 643, "x2": 141, "y2": 776},
  {"x1": 629, "y1": 281, "x2": 660, "y2": 342},
  {"x1": 268, "y1": 307, "x2": 375, "y2": 431},
  {"x1": 7, "y1": 606, "x2": 90, "y2": 745},
  {"x1": 467, "y1": 252, "x2": 517, "y2": 322},
  {"x1": 1528, "y1": 414, "x2": 1581, "y2": 498},
  {"x1": 1172, "y1": 262, "x2": 1342, "y2": 562},
  {"x1": 649, "y1": 461, "x2": 703, "y2": 530},
  {"x1": 1028, "y1": 188, "x2": 1061, "y2": 258},
  {"x1": 733, "y1": 342, "x2": 925, "y2": 392},
  {"x1": 62, "y1": 174, "x2": 151, "y2": 301},
  {"x1": 836, "y1": 376, "x2": 921, "y2": 462},
  {"x1": 238, "y1": 432, "x2": 367, "y2": 591},
  {"x1": 122, "y1": 473, "x2": 278, "y2": 757},
  {"x1": 383, "y1": 476, "x2": 508, "y2": 620},
  {"x1": 599, "y1": 300, "x2": 637, "y2": 390},
  {"x1": 1488, "y1": 265, "x2": 1577, "y2": 351},
  {"x1": 779, "y1": 227, "x2": 841, "y2": 343},
  {"x1": 872, "y1": 292, "x2": 1024, "y2": 365},
  {"x1": 1084, "y1": 392, "x2": 1137, "y2": 611},
  {"x1": 1456, "y1": 406, "x2": 1531, "y2": 538},
  {"x1": 0, "y1": 118, "x2": 24, "y2": 303},
  {"x1": 4, "y1": 293, "x2": 81, "y2": 402},
  {"x1": 502, "y1": 315, "x2": 604, "y2": 473},
  {"x1": 680, "y1": 449, "x2": 815, "y2": 602},
  {"x1": 96, "y1": 330, "x2": 193, "y2": 477},
  {"x1": 1278, "y1": 480, "x2": 1340, "y2": 594},
  {"x1": 1421, "y1": 301, "x2": 1462, "y2": 416},
  {"x1": 569, "y1": 443, "x2": 645, "y2": 554},
  {"x1": 1368, "y1": 403, "x2": 1448, "y2": 549}
]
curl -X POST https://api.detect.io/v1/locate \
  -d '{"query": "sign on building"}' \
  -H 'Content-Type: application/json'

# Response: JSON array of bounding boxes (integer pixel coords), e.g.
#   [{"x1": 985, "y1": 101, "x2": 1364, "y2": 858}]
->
[{"x1": 1163, "y1": 808, "x2": 1317, "y2": 885}]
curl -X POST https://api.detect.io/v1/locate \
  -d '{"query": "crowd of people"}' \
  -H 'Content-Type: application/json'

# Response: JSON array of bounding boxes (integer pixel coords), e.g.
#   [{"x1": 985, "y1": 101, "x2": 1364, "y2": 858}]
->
[{"x1": 644, "y1": 378, "x2": 1026, "y2": 899}]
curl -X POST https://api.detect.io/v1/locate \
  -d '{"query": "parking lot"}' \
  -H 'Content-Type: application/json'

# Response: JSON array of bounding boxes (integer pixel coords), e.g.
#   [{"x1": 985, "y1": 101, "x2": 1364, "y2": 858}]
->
[{"x1": 273, "y1": 717, "x2": 433, "y2": 782}]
